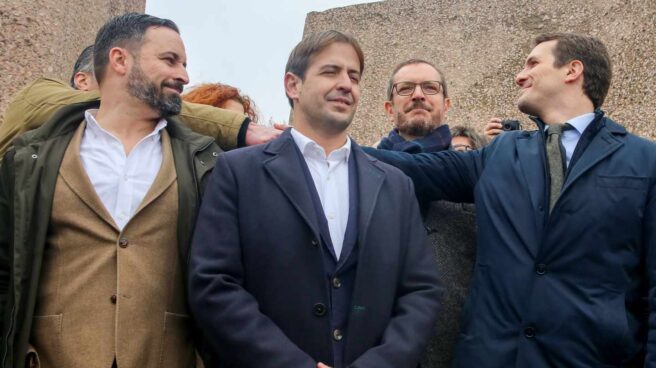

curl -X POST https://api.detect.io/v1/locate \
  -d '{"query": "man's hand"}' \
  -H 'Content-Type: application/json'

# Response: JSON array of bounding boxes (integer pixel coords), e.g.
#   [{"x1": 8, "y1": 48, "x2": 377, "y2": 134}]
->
[
  {"x1": 484, "y1": 118, "x2": 504, "y2": 140},
  {"x1": 245, "y1": 123, "x2": 287, "y2": 146},
  {"x1": 317, "y1": 363, "x2": 332, "y2": 368}
]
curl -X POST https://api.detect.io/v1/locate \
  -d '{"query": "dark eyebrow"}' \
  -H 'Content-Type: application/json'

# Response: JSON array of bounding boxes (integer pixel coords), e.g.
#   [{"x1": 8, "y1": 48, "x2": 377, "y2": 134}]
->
[{"x1": 160, "y1": 52, "x2": 187, "y2": 68}]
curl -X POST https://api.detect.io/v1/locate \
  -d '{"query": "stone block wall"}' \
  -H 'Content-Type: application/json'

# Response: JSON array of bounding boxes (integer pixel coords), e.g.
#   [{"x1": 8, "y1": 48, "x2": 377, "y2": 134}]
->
[
  {"x1": 304, "y1": 0, "x2": 656, "y2": 144},
  {"x1": 0, "y1": 0, "x2": 145, "y2": 119}
]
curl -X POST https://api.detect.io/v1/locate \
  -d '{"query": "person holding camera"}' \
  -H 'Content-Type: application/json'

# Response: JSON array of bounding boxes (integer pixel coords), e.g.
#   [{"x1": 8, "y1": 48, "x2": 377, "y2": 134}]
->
[
  {"x1": 483, "y1": 117, "x2": 522, "y2": 140},
  {"x1": 364, "y1": 33, "x2": 656, "y2": 367}
]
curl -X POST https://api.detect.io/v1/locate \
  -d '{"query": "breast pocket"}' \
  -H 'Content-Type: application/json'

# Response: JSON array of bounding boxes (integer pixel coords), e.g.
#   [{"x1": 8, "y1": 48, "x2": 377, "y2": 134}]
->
[{"x1": 596, "y1": 175, "x2": 648, "y2": 191}]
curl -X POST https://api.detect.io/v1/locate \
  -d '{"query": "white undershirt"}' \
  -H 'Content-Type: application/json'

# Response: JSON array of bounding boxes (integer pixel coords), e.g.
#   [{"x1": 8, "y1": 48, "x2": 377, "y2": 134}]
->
[
  {"x1": 80, "y1": 109, "x2": 166, "y2": 230},
  {"x1": 290, "y1": 128, "x2": 351, "y2": 260}
]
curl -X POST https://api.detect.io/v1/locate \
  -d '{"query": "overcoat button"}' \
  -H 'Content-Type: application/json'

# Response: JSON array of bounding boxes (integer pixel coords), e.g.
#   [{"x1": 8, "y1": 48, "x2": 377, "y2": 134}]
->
[
  {"x1": 313, "y1": 303, "x2": 327, "y2": 317},
  {"x1": 333, "y1": 329, "x2": 343, "y2": 341},
  {"x1": 110, "y1": 294, "x2": 117, "y2": 304},
  {"x1": 536, "y1": 263, "x2": 547, "y2": 275},
  {"x1": 524, "y1": 326, "x2": 536, "y2": 338},
  {"x1": 311, "y1": 239, "x2": 319, "y2": 246},
  {"x1": 332, "y1": 277, "x2": 342, "y2": 288}
]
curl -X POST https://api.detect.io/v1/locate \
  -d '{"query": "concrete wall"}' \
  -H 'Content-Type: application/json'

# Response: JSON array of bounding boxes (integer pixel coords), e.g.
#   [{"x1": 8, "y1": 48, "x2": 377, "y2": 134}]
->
[
  {"x1": 0, "y1": 0, "x2": 145, "y2": 119},
  {"x1": 304, "y1": 0, "x2": 656, "y2": 145}
]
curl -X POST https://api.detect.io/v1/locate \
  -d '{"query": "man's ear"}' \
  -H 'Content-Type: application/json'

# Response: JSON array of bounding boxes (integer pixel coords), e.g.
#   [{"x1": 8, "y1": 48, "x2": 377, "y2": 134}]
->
[
  {"x1": 383, "y1": 100, "x2": 395, "y2": 122},
  {"x1": 443, "y1": 97, "x2": 452, "y2": 116},
  {"x1": 107, "y1": 47, "x2": 131, "y2": 77},
  {"x1": 564, "y1": 60, "x2": 584, "y2": 84},
  {"x1": 284, "y1": 72, "x2": 302, "y2": 105}
]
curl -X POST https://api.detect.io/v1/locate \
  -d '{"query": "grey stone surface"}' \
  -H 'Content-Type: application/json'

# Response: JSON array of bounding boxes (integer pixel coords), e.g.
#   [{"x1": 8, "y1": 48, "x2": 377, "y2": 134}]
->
[
  {"x1": 304, "y1": 0, "x2": 656, "y2": 145},
  {"x1": 0, "y1": 0, "x2": 145, "y2": 120}
]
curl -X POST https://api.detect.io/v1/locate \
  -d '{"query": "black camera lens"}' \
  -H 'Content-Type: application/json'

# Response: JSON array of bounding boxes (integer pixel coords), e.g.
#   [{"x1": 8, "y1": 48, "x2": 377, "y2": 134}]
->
[{"x1": 501, "y1": 119, "x2": 520, "y2": 131}]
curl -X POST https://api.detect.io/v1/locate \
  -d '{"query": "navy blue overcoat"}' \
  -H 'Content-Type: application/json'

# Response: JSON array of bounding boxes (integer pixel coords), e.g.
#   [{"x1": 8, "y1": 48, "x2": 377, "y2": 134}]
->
[
  {"x1": 365, "y1": 112, "x2": 656, "y2": 367},
  {"x1": 188, "y1": 130, "x2": 442, "y2": 368}
]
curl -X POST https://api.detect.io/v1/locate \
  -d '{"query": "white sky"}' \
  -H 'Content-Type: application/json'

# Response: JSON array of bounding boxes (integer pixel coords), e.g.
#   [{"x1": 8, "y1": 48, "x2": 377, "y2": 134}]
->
[{"x1": 145, "y1": 0, "x2": 380, "y2": 124}]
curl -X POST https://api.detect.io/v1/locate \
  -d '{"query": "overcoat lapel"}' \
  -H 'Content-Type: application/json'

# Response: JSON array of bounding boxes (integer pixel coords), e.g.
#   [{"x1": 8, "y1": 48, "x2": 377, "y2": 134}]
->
[
  {"x1": 352, "y1": 146, "x2": 385, "y2": 252},
  {"x1": 59, "y1": 121, "x2": 118, "y2": 231},
  {"x1": 263, "y1": 131, "x2": 322, "y2": 241},
  {"x1": 516, "y1": 134, "x2": 546, "y2": 218},
  {"x1": 561, "y1": 126, "x2": 623, "y2": 195}
]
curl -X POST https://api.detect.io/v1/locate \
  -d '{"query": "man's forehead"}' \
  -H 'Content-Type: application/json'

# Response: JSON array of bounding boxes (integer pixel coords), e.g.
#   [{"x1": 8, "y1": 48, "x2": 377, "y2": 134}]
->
[
  {"x1": 527, "y1": 40, "x2": 557, "y2": 60},
  {"x1": 394, "y1": 63, "x2": 440, "y2": 82},
  {"x1": 310, "y1": 42, "x2": 361, "y2": 72},
  {"x1": 141, "y1": 27, "x2": 186, "y2": 56}
]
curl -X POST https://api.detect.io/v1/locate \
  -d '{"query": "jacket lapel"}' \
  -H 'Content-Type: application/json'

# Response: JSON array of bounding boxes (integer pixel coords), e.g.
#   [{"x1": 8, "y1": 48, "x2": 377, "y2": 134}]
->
[
  {"x1": 132, "y1": 130, "x2": 177, "y2": 218},
  {"x1": 59, "y1": 121, "x2": 118, "y2": 231},
  {"x1": 263, "y1": 130, "x2": 321, "y2": 240},
  {"x1": 561, "y1": 121, "x2": 624, "y2": 195}
]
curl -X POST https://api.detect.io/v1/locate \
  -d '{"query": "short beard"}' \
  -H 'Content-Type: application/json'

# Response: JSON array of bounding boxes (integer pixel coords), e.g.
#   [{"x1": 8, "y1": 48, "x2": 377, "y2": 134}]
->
[
  {"x1": 395, "y1": 113, "x2": 438, "y2": 138},
  {"x1": 127, "y1": 63, "x2": 183, "y2": 117},
  {"x1": 395, "y1": 100, "x2": 440, "y2": 138}
]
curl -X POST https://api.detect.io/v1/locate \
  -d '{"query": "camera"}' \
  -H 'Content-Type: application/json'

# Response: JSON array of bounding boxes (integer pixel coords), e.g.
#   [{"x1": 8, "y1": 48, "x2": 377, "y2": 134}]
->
[{"x1": 501, "y1": 119, "x2": 521, "y2": 131}]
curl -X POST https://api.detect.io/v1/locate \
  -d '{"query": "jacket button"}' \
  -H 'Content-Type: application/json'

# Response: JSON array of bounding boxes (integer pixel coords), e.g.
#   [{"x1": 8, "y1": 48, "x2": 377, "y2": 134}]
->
[
  {"x1": 332, "y1": 329, "x2": 343, "y2": 341},
  {"x1": 536, "y1": 263, "x2": 547, "y2": 275},
  {"x1": 110, "y1": 294, "x2": 117, "y2": 304},
  {"x1": 524, "y1": 326, "x2": 536, "y2": 338},
  {"x1": 118, "y1": 237, "x2": 129, "y2": 248},
  {"x1": 313, "y1": 303, "x2": 327, "y2": 317},
  {"x1": 311, "y1": 238, "x2": 319, "y2": 247},
  {"x1": 332, "y1": 277, "x2": 342, "y2": 288}
]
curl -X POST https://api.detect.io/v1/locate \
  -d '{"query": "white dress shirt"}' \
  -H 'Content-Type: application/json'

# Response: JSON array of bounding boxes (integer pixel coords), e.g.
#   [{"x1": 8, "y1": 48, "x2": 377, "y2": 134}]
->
[
  {"x1": 80, "y1": 109, "x2": 167, "y2": 230},
  {"x1": 291, "y1": 128, "x2": 351, "y2": 260},
  {"x1": 546, "y1": 112, "x2": 595, "y2": 167}
]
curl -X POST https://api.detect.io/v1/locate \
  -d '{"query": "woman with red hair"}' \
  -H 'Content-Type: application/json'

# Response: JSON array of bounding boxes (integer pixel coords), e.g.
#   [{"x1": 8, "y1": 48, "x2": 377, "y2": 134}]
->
[{"x1": 183, "y1": 83, "x2": 258, "y2": 123}]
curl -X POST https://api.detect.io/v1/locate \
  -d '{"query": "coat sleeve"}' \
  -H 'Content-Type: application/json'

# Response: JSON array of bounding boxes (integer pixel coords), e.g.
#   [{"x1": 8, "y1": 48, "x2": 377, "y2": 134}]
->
[
  {"x1": 361, "y1": 145, "x2": 486, "y2": 204},
  {"x1": 0, "y1": 78, "x2": 247, "y2": 157},
  {"x1": 187, "y1": 154, "x2": 316, "y2": 368},
  {"x1": 644, "y1": 175, "x2": 656, "y2": 363},
  {"x1": 0, "y1": 150, "x2": 15, "y2": 337},
  {"x1": 349, "y1": 176, "x2": 442, "y2": 368}
]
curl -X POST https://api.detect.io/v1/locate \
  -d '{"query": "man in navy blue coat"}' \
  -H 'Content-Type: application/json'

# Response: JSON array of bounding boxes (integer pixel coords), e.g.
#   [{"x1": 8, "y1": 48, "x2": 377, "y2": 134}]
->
[
  {"x1": 364, "y1": 33, "x2": 656, "y2": 367},
  {"x1": 188, "y1": 30, "x2": 442, "y2": 368}
]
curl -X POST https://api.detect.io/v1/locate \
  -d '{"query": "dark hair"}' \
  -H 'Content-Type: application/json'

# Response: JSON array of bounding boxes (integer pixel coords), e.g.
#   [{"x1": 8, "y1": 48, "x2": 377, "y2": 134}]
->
[
  {"x1": 387, "y1": 59, "x2": 448, "y2": 100},
  {"x1": 183, "y1": 83, "x2": 258, "y2": 123},
  {"x1": 534, "y1": 33, "x2": 611, "y2": 109},
  {"x1": 93, "y1": 12, "x2": 179, "y2": 85},
  {"x1": 285, "y1": 30, "x2": 364, "y2": 107},
  {"x1": 70, "y1": 45, "x2": 94, "y2": 87},
  {"x1": 450, "y1": 125, "x2": 488, "y2": 150}
]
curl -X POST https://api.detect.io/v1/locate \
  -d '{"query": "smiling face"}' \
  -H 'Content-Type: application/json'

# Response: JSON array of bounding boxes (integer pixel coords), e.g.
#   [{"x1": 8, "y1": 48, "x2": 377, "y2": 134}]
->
[
  {"x1": 515, "y1": 40, "x2": 568, "y2": 118},
  {"x1": 286, "y1": 41, "x2": 361, "y2": 135},
  {"x1": 127, "y1": 26, "x2": 189, "y2": 117},
  {"x1": 384, "y1": 62, "x2": 451, "y2": 140}
]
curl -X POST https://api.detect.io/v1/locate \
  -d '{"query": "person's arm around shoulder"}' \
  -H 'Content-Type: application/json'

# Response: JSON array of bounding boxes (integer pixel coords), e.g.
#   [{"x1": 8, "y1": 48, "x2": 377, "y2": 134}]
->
[
  {"x1": 187, "y1": 154, "x2": 315, "y2": 368},
  {"x1": 349, "y1": 175, "x2": 442, "y2": 368},
  {"x1": 362, "y1": 145, "x2": 484, "y2": 204},
  {"x1": 0, "y1": 78, "x2": 99, "y2": 156}
]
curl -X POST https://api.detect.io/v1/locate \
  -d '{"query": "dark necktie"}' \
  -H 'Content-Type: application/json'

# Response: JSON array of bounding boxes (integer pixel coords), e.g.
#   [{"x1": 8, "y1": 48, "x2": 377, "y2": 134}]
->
[{"x1": 546, "y1": 123, "x2": 571, "y2": 212}]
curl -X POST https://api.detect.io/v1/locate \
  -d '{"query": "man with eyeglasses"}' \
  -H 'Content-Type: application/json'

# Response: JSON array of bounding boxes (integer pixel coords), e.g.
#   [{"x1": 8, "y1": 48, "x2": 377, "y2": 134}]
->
[
  {"x1": 378, "y1": 59, "x2": 452, "y2": 154},
  {"x1": 374, "y1": 59, "x2": 477, "y2": 368}
]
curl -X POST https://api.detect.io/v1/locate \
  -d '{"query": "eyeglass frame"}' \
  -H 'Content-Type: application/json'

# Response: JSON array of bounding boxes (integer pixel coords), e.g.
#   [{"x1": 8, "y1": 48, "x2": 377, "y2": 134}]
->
[{"x1": 390, "y1": 80, "x2": 444, "y2": 98}]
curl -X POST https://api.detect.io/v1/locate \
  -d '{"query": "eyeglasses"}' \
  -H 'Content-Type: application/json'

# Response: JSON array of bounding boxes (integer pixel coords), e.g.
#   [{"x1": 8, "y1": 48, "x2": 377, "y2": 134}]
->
[
  {"x1": 392, "y1": 81, "x2": 443, "y2": 97},
  {"x1": 451, "y1": 144, "x2": 473, "y2": 152}
]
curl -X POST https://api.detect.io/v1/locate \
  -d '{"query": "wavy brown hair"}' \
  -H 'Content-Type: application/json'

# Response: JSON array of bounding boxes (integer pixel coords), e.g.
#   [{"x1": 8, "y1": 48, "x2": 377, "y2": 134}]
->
[{"x1": 183, "y1": 83, "x2": 258, "y2": 123}]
